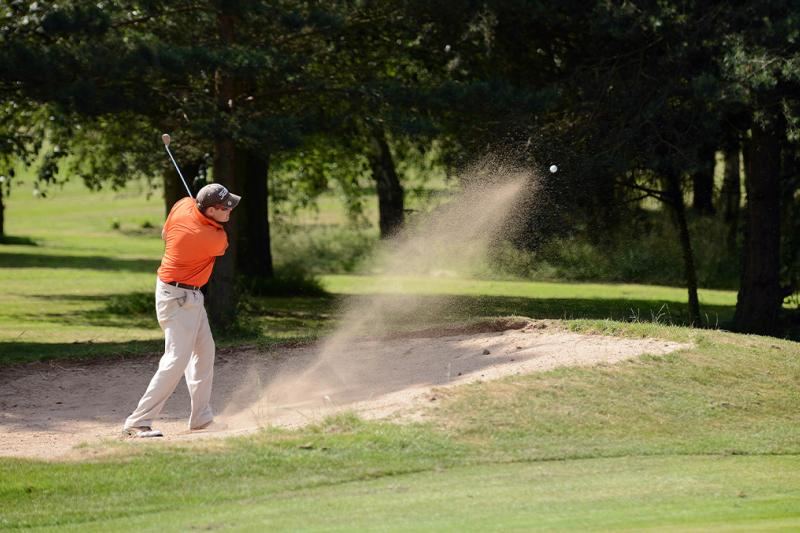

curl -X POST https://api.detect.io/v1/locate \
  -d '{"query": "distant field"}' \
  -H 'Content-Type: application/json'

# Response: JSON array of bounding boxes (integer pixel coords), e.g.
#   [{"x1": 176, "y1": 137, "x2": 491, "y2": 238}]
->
[{"x1": 0, "y1": 176, "x2": 752, "y2": 363}]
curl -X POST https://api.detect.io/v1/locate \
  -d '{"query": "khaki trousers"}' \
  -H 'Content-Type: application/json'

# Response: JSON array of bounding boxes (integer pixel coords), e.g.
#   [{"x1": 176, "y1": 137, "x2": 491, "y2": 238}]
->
[{"x1": 124, "y1": 279, "x2": 215, "y2": 430}]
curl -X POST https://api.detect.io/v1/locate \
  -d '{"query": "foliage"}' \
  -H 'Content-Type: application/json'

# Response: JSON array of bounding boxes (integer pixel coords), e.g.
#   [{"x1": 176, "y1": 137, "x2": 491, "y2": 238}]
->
[
  {"x1": 487, "y1": 213, "x2": 743, "y2": 290},
  {"x1": 271, "y1": 222, "x2": 377, "y2": 274},
  {"x1": 270, "y1": 138, "x2": 373, "y2": 225},
  {"x1": 1, "y1": 0, "x2": 799, "y2": 332},
  {"x1": 0, "y1": 100, "x2": 51, "y2": 206}
]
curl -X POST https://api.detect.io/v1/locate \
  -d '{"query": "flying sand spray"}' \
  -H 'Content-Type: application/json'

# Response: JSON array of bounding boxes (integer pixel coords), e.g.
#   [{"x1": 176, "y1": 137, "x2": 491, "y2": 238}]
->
[{"x1": 221, "y1": 160, "x2": 541, "y2": 427}]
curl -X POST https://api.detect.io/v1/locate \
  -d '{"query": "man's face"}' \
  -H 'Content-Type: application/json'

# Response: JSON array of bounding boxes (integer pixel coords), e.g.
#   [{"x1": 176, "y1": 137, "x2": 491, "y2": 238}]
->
[{"x1": 205, "y1": 205, "x2": 232, "y2": 223}]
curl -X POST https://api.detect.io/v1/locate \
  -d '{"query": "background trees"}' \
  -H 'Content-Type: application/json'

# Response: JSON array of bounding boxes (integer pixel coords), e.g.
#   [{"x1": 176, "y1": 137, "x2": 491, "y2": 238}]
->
[{"x1": 1, "y1": 0, "x2": 798, "y2": 336}]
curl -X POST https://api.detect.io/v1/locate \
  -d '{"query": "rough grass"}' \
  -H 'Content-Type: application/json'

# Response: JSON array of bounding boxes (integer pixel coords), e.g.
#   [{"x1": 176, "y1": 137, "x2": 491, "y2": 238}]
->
[{"x1": 431, "y1": 325, "x2": 800, "y2": 461}]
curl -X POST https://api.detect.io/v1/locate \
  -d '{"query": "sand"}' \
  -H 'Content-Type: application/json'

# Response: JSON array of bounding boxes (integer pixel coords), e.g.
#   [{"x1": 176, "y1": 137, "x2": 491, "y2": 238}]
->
[{"x1": 0, "y1": 320, "x2": 688, "y2": 460}]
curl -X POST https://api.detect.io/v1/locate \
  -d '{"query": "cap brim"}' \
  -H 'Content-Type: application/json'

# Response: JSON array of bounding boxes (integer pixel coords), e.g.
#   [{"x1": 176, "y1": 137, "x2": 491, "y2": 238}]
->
[{"x1": 222, "y1": 193, "x2": 241, "y2": 209}]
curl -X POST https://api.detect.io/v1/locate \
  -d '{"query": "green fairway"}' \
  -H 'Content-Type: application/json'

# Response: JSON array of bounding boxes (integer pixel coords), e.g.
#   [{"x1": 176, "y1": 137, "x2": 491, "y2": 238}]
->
[{"x1": 4, "y1": 455, "x2": 798, "y2": 532}]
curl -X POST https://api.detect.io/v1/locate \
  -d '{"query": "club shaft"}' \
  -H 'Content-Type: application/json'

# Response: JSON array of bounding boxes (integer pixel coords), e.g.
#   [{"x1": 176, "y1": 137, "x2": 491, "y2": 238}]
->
[{"x1": 164, "y1": 145, "x2": 194, "y2": 198}]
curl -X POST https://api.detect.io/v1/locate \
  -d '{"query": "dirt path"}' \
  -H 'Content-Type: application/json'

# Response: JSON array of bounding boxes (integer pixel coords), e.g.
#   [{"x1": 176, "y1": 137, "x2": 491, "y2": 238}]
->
[{"x1": 0, "y1": 321, "x2": 687, "y2": 460}]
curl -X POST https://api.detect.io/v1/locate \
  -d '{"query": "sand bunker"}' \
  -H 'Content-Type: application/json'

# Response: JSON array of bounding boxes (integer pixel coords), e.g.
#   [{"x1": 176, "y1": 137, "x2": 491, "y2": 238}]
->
[{"x1": 0, "y1": 321, "x2": 688, "y2": 460}]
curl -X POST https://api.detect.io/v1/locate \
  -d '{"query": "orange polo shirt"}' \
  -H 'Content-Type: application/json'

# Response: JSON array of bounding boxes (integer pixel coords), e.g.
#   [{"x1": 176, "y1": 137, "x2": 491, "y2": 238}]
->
[{"x1": 157, "y1": 197, "x2": 228, "y2": 287}]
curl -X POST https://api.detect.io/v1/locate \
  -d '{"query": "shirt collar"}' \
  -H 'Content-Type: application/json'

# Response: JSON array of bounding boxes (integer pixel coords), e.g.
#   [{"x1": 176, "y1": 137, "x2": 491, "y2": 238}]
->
[{"x1": 192, "y1": 202, "x2": 223, "y2": 229}]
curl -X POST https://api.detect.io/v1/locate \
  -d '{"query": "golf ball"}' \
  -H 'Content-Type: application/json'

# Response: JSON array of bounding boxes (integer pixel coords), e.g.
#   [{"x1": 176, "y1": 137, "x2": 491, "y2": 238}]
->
[
  {"x1": 444, "y1": 44, "x2": 451, "y2": 53},
  {"x1": 549, "y1": 165, "x2": 558, "y2": 173}
]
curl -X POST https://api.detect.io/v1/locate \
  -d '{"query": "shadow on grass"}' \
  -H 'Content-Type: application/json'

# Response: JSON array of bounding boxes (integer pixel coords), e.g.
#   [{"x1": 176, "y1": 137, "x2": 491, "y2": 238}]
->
[
  {"x1": 26, "y1": 294, "x2": 111, "y2": 302},
  {"x1": 0, "y1": 252, "x2": 158, "y2": 272},
  {"x1": 0, "y1": 235, "x2": 37, "y2": 246},
  {"x1": 0, "y1": 338, "x2": 164, "y2": 365},
  {"x1": 22, "y1": 290, "x2": 739, "y2": 329},
  {"x1": 11, "y1": 292, "x2": 157, "y2": 329},
  {"x1": 342, "y1": 293, "x2": 737, "y2": 328},
  {"x1": 28, "y1": 312, "x2": 158, "y2": 330},
  {"x1": 0, "y1": 291, "x2": 742, "y2": 365},
  {"x1": 0, "y1": 292, "x2": 329, "y2": 364}
]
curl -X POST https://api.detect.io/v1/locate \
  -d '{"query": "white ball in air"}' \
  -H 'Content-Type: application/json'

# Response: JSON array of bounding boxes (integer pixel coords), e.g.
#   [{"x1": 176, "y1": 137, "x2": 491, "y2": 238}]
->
[
  {"x1": 444, "y1": 44, "x2": 451, "y2": 53},
  {"x1": 549, "y1": 165, "x2": 558, "y2": 173}
]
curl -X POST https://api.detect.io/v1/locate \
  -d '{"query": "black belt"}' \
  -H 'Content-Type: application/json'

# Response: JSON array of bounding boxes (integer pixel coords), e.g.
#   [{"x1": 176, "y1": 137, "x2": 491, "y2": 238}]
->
[{"x1": 163, "y1": 280, "x2": 201, "y2": 291}]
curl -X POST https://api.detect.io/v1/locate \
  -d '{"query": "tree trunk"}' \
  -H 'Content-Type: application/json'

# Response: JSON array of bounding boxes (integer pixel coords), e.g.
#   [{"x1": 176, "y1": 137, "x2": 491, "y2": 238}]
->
[
  {"x1": 780, "y1": 146, "x2": 799, "y2": 299},
  {"x1": 733, "y1": 122, "x2": 783, "y2": 335},
  {"x1": 367, "y1": 127, "x2": 404, "y2": 238},
  {"x1": 691, "y1": 148, "x2": 716, "y2": 215},
  {"x1": 720, "y1": 145, "x2": 741, "y2": 252},
  {"x1": 0, "y1": 181, "x2": 5, "y2": 237},
  {"x1": 207, "y1": 7, "x2": 239, "y2": 331},
  {"x1": 594, "y1": 169, "x2": 620, "y2": 236},
  {"x1": 666, "y1": 171, "x2": 702, "y2": 326},
  {"x1": 163, "y1": 162, "x2": 200, "y2": 217},
  {"x1": 207, "y1": 138, "x2": 239, "y2": 330},
  {"x1": 236, "y1": 150, "x2": 273, "y2": 278}
]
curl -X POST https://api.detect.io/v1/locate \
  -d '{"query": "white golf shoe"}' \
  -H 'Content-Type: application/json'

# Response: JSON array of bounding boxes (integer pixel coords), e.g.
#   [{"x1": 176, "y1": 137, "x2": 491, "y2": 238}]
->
[{"x1": 122, "y1": 426, "x2": 164, "y2": 438}]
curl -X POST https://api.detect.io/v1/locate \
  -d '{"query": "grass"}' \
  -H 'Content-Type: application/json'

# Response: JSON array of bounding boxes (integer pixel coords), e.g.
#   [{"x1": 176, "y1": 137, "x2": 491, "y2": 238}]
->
[
  {"x1": 0, "y1": 178, "x2": 335, "y2": 361},
  {"x1": 2, "y1": 176, "x2": 800, "y2": 530},
  {"x1": 0, "y1": 268, "x2": 742, "y2": 363},
  {"x1": 0, "y1": 177, "x2": 744, "y2": 359},
  {"x1": 322, "y1": 274, "x2": 739, "y2": 324},
  {"x1": 433, "y1": 324, "x2": 800, "y2": 460},
  {"x1": 0, "y1": 176, "x2": 753, "y2": 364},
  {"x1": 3, "y1": 174, "x2": 796, "y2": 361},
  {"x1": 4, "y1": 455, "x2": 799, "y2": 531}
]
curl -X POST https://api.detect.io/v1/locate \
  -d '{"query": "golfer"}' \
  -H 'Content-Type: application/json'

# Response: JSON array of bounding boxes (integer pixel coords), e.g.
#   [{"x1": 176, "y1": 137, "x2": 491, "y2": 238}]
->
[{"x1": 123, "y1": 183, "x2": 241, "y2": 438}]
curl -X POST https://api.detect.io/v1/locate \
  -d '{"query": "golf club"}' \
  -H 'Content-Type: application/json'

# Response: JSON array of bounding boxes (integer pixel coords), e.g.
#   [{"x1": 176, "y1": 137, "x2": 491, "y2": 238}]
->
[{"x1": 161, "y1": 133, "x2": 194, "y2": 198}]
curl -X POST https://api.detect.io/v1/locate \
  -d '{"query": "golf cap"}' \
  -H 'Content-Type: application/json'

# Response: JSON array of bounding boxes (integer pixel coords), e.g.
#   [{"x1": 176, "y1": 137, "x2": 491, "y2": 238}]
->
[{"x1": 196, "y1": 183, "x2": 241, "y2": 211}]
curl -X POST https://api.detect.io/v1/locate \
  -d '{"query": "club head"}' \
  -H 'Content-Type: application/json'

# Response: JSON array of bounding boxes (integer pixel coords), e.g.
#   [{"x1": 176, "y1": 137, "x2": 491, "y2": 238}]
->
[{"x1": 161, "y1": 133, "x2": 171, "y2": 147}]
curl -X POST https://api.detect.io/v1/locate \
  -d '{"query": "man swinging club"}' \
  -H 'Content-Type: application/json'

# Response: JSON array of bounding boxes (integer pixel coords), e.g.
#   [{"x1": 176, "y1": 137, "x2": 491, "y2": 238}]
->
[{"x1": 122, "y1": 180, "x2": 241, "y2": 438}]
